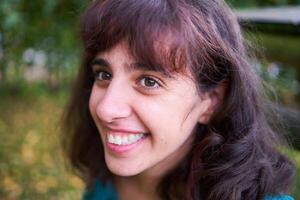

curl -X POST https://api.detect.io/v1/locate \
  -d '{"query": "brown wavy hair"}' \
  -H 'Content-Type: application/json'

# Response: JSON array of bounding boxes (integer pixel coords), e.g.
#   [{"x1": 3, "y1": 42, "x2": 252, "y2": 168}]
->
[{"x1": 62, "y1": 0, "x2": 295, "y2": 199}]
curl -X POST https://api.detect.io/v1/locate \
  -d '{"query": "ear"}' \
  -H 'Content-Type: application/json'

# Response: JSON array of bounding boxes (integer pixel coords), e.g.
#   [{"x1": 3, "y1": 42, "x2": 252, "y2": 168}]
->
[{"x1": 198, "y1": 81, "x2": 227, "y2": 124}]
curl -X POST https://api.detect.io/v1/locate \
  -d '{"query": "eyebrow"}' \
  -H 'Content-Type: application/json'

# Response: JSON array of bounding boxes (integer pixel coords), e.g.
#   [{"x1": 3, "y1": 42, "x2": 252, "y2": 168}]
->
[
  {"x1": 91, "y1": 58, "x2": 156, "y2": 72},
  {"x1": 90, "y1": 58, "x2": 174, "y2": 78},
  {"x1": 91, "y1": 58, "x2": 110, "y2": 68}
]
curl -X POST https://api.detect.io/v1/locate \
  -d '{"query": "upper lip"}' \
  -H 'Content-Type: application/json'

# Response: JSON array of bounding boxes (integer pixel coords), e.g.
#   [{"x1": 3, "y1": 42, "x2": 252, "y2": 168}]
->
[{"x1": 104, "y1": 126, "x2": 146, "y2": 134}]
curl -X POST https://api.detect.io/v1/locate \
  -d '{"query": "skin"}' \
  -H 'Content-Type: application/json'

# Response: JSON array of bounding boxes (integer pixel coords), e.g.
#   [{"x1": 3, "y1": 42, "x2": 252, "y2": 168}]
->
[{"x1": 89, "y1": 42, "x2": 216, "y2": 199}]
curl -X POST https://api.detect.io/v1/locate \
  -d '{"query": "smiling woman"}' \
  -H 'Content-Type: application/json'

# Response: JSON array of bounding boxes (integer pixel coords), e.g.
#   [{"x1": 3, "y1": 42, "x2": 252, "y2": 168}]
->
[
  {"x1": 89, "y1": 42, "x2": 209, "y2": 179},
  {"x1": 62, "y1": 0, "x2": 295, "y2": 200}
]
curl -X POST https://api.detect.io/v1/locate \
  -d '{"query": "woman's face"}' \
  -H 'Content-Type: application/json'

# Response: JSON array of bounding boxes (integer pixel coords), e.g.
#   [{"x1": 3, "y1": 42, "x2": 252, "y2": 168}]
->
[{"x1": 89, "y1": 42, "x2": 212, "y2": 178}]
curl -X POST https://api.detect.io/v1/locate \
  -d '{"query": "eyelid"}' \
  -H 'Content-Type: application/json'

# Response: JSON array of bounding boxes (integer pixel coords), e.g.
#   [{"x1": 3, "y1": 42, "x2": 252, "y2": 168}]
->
[
  {"x1": 141, "y1": 71, "x2": 167, "y2": 83},
  {"x1": 92, "y1": 64, "x2": 108, "y2": 72},
  {"x1": 140, "y1": 75, "x2": 162, "y2": 85},
  {"x1": 92, "y1": 67, "x2": 112, "y2": 82},
  {"x1": 136, "y1": 74, "x2": 165, "y2": 91},
  {"x1": 92, "y1": 65, "x2": 111, "y2": 75}
]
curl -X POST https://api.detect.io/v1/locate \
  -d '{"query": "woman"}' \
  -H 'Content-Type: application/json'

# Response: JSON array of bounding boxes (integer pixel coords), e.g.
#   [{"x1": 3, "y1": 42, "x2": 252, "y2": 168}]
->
[{"x1": 62, "y1": 0, "x2": 295, "y2": 199}]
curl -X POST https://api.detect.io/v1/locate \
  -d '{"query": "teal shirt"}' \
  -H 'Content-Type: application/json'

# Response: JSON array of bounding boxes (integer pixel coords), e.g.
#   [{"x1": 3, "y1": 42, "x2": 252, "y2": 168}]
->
[
  {"x1": 264, "y1": 196, "x2": 294, "y2": 200},
  {"x1": 82, "y1": 180, "x2": 119, "y2": 200},
  {"x1": 82, "y1": 180, "x2": 294, "y2": 200}
]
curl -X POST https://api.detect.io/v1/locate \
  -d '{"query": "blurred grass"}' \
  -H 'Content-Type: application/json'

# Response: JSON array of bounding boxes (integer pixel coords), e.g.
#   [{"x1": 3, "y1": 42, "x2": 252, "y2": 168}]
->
[
  {"x1": 0, "y1": 86, "x2": 84, "y2": 199},
  {"x1": 0, "y1": 84, "x2": 299, "y2": 199}
]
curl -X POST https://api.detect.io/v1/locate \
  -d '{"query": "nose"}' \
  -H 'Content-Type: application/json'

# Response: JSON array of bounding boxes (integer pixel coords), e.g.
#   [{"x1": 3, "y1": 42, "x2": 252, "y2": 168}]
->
[{"x1": 95, "y1": 82, "x2": 132, "y2": 123}]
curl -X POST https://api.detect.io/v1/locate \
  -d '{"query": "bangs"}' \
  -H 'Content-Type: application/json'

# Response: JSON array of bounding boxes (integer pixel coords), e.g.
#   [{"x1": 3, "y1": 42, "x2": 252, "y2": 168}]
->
[{"x1": 80, "y1": 0, "x2": 188, "y2": 75}]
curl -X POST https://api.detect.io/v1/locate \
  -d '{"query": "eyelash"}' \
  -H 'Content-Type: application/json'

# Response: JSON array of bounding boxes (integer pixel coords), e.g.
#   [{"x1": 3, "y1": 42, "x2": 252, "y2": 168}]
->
[
  {"x1": 94, "y1": 70, "x2": 112, "y2": 81},
  {"x1": 137, "y1": 75, "x2": 162, "y2": 90},
  {"x1": 93, "y1": 70, "x2": 163, "y2": 90}
]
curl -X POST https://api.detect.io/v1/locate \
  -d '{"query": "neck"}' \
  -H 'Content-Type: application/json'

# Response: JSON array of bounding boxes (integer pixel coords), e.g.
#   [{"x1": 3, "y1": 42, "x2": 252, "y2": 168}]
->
[{"x1": 114, "y1": 174, "x2": 161, "y2": 200}]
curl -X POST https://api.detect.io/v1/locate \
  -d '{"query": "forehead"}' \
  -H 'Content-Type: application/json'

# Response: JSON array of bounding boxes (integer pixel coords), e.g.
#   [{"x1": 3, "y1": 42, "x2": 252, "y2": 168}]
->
[
  {"x1": 93, "y1": 36, "x2": 189, "y2": 75},
  {"x1": 94, "y1": 42, "x2": 157, "y2": 73},
  {"x1": 96, "y1": 42, "x2": 133, "y2": 63}
]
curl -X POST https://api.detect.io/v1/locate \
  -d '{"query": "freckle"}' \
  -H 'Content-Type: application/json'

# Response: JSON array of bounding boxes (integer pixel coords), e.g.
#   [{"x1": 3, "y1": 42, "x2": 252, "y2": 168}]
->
[{"x1": 160, "y1": 137, "x2": 167, "y2": 144}]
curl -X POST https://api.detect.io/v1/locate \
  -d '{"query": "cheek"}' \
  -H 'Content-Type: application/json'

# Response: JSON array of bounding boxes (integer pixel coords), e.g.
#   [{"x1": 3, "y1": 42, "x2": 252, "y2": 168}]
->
[
  {"x1": 135, "y1": 97, "x2": 195, "y2": 141},
  {"x1": 89, "y1": 86, "x2": 106, "y2": 141},
  {"x1": 89, "y1": 85, "x2": 101, "y2": 119},
  {"x1": 89, "y1": 88, "x2": 96, "y2": 115}
]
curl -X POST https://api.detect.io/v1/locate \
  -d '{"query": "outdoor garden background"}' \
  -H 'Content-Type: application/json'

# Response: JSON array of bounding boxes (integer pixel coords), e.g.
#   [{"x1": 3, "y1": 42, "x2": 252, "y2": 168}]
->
[{"x1": 0, "y1": 0, "x2": 299, "y2": 199}]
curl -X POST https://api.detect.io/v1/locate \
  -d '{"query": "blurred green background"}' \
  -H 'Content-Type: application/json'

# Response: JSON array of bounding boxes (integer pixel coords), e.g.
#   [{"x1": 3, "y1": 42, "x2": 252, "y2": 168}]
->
[{"x1": 0, "y1": 0, "x2": 299, "y2": 199}]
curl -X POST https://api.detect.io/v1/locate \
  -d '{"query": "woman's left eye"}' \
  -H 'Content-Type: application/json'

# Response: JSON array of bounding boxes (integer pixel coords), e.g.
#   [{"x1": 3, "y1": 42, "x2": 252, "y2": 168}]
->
[
  {"x1": 138, "y1": 76, "x2": 161, "y2": 89},
  {"x1": 95, "y1": 71, "x2": 112, "y2": 81}
]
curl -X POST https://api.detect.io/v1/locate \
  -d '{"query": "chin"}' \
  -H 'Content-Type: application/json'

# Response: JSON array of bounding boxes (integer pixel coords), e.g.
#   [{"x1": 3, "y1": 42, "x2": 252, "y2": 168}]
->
[
  {"x1": 107, "y1": 163, "x2": 142, "y2": 177},
  {"x1": 105, "y1": 157, "x2": 145, "y2": 177}
]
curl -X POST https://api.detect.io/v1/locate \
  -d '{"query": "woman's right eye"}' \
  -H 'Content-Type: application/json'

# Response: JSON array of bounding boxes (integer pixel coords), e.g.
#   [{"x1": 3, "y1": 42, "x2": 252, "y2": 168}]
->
[{"x1": 95, "y1": 71, "x2": 112, "y2": 81}]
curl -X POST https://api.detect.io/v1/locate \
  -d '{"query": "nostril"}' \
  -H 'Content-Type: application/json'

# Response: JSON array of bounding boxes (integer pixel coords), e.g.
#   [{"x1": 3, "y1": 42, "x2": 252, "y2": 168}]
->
[
  {"x1": 96, "y1": 103, "x2": 115, "y2": 123},
  {"x1": 95, "y1": 99, "x2": 132, "y2": 123},
  {"x1": 91, "y1": 81, "x2": 133, "y2": 122}
]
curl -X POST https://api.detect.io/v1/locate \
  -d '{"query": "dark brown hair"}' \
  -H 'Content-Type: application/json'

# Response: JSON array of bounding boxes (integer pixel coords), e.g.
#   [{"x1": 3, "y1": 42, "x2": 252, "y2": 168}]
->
[{"x1": 62, "y1": 0, "x2": 295, "y2": 199}]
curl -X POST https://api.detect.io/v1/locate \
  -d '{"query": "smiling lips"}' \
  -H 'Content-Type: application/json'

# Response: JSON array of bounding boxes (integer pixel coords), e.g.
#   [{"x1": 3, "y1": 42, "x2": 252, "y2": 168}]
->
[
  {"x1": 107, "y1": 133, "x2": 147, "y2": 145},
  {"x1": 104, "y1": 127, "x2": 149, "y2": 144},
  {"x1": 105, "y1": 130, "x2": 149, "y2": 154}
]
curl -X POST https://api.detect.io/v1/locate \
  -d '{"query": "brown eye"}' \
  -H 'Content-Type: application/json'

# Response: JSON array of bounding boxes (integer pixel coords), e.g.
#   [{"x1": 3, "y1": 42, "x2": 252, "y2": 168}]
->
[
  {"x1": 139, "y1": 76, "x2": 160, "y2": 89},
  {"x1": 96, "y1": 71, "x2": 112, "y2": 81}
]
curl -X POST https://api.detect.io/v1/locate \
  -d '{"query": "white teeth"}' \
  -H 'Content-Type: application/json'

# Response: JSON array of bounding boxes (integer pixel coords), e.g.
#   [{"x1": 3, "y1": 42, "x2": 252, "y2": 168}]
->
[
  {"x1": 129, "y1": 134, "x2": 135, "y2": 142},
  {"x1": 107, "y1": 133, "x2": 146, "y2": 145},
  {"x1": 108, "y1": 134, "x2": 114, "y2": 142},
  {"x1": 122, "y1": 136, "x2": 129, "y2": 145},
  {"x1": 115, "y1": 135, "x2": 122, "y2": 145}
]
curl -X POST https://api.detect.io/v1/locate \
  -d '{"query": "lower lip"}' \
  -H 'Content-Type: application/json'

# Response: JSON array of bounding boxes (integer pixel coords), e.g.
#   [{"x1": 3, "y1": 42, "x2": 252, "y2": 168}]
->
[{"x1": 106, "y1": 135, "x2": 148, "y2": 154}]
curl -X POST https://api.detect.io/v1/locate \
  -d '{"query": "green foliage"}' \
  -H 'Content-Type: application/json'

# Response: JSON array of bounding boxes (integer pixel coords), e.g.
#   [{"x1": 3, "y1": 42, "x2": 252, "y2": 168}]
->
[
  {"x1": 257, "y1": 62, "x2": 300, "y2": 107},
  {"x1": 245, "y1": 32, "x2": 300, "y2": 108},
  {"x1": 0, "y1": 87, "x2": 83, "y2": 199},
  {"x1": 0, "y1": 0, "x2": 86, "y2": 84},
  {"x1": 226, "y1": 0, "x2": 300, "y2": 7},
  {"x1": 0, "y1": 0, "x2": 87, "y2": 51}
]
